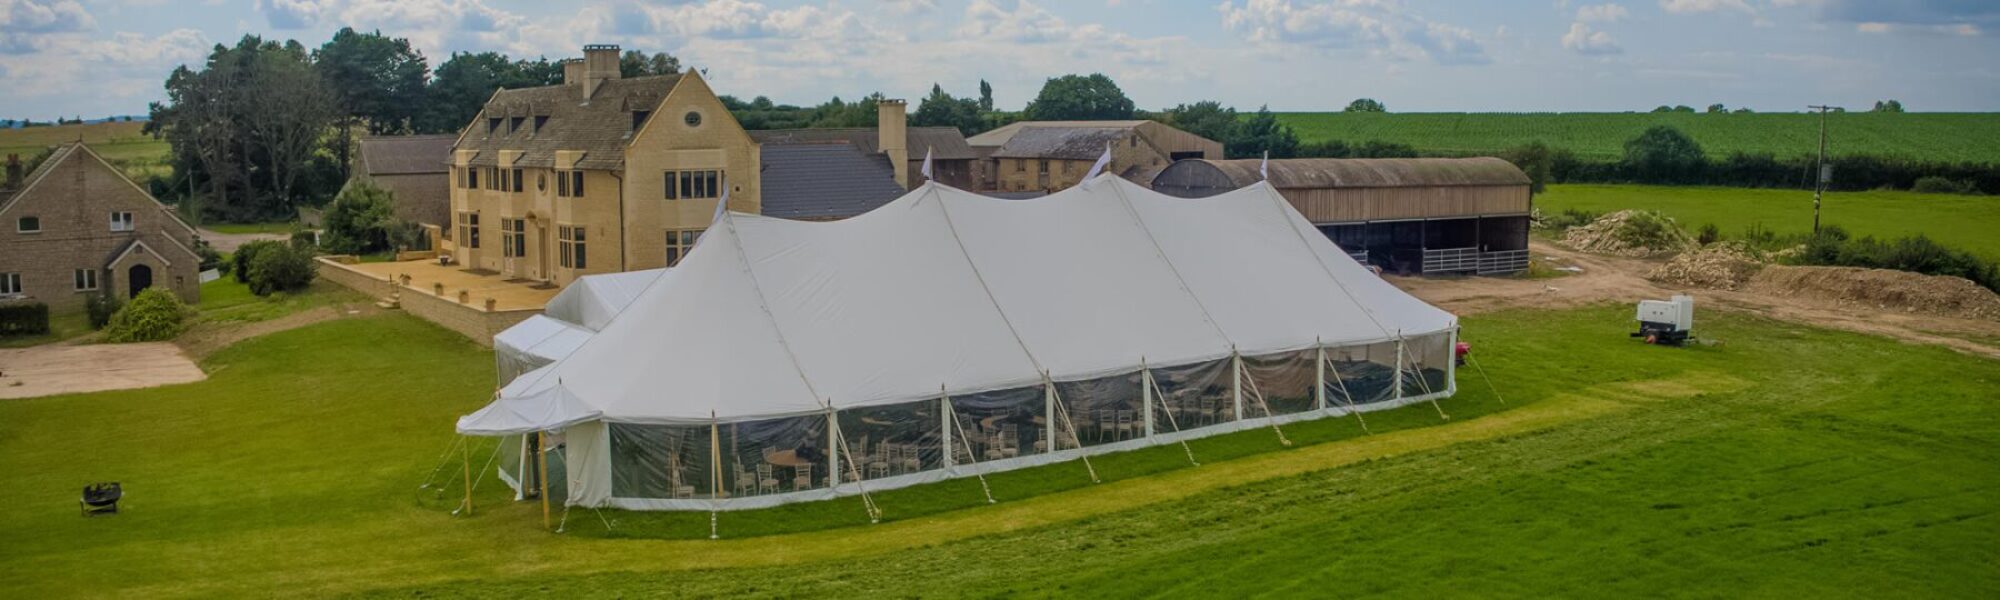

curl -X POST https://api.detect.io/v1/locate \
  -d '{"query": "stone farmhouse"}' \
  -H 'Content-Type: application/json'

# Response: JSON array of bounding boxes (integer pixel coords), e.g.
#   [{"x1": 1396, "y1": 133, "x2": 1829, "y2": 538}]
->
[
  {"x1": 0, "y1": 142, "x2": 202, "y2": 311},
  {"x1": 969, "y1": 120, "x2": 1224, "y2": 194}
]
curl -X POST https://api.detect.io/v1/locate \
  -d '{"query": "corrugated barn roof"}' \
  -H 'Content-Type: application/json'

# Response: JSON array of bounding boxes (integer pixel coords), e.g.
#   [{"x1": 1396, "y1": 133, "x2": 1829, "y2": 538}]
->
[{"x1": 1181, "y1": 157, "x2": 1531, "y2": 189}]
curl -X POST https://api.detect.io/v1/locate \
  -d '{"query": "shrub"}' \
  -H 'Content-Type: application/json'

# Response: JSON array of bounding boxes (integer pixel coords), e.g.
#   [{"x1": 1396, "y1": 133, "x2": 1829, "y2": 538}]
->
[
  {"x1": 1910, "y1": 176, "x2": 1979, "y2": 195},
  {"x1": 85, "y1": 293, "x2": 122, "y2": 330},
  {"x1": 248, "y1": 243, "x2": 316, "y2": 296},
  {"x1": 103, "y1": 288, "x2": 190, "y2": 342},
  {"x1": 0, "y1": 301, "x2": 51, "y2": 336},
  {"x1": 233, "y1": 240, "x2": 284, "y2": 284},
  {"x1": 322, "y1": 181, "x2": 399, "y2": 255},
  {"x1": 1697, "y1": 223, "x2": 1721, "y2": 246},
  {"x1": 1793, "y1": 226, "x2": 2000, "y2": 292},
  {"x1": 1541, "y1": 208, "x2": 1602, "y2": 231}
]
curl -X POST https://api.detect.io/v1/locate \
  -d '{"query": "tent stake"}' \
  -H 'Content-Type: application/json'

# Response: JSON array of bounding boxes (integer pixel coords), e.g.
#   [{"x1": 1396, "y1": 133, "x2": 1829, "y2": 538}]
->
[
  {"x1": 943, "y1": 385, "x2": 996, "y2": 504},
  {"x1": 1145, "y1": 367, "x2": 1200, "y2": 467},
  {"x1": 1046, "y1": 376, "x2": 1100, "y2": 484}
]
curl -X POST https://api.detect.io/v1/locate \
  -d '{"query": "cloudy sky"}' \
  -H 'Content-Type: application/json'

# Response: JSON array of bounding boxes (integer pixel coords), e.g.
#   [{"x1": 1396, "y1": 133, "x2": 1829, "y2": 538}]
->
[{"x1": 2, "y1": 0, "x2": 1996, "y2": 120}]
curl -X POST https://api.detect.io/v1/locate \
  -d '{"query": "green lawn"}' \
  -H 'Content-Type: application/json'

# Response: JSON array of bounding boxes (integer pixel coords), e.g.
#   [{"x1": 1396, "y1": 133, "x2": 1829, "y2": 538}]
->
[
  {"x1": 1537, "y1": 184, "x2": 2000, "y2": 260},
  {"x1": 1276, "y1": 111, "x2": 2000, "y2": 163},
  {"x1": 196, "y1": 277, "x2": 366, "y2": 324},
  {"x1": 1, "y1": 306, "x2": 1995, "y2": 598}
]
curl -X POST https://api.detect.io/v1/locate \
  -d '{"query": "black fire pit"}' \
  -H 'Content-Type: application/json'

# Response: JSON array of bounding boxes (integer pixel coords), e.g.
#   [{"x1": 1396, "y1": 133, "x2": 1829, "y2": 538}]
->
[{"x1": 81, "y1": 482, "x2": 121, "y2": 516}]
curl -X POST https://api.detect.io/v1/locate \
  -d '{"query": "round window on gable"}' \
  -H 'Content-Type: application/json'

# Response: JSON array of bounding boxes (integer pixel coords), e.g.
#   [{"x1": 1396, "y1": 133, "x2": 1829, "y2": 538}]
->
[{"x1": 683, "y1": 111, "x2": 702, "y2": 127}]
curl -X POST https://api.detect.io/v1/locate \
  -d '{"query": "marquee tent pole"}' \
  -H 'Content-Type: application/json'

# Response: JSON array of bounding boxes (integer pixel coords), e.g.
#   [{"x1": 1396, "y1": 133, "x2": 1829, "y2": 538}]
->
[
  {"x1": 1315, "y1": 340, "x2": 1327, "y2": 412},
  {"x1": 1236, "y1": 355, "x2": 1293, "y2": 447},
  {"x1": 828, "y1": 401, "x2": 881, "y2": 523},
  {"x1": 1046, "y1": 374, "x2": 1100, "y2": 484},
  {"x1": 943, "y1": 385, "x2": 996, "y2": 504},
  {"x1": 1144, "y1": 364, "x2": 1200, "y2": 467},
  {"x1": 710, "y1": 414, "x2": 721, "y2": 539},
  {"x1": 1141, "y1": 359, "x2": 1155, "y2": 439},
  {"x1": 537, "y1": 431, "x2": 551, "y2": 530}
]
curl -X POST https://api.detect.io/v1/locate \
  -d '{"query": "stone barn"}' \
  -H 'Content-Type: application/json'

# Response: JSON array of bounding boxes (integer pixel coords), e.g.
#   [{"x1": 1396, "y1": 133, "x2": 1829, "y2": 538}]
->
[{"x1": 1152, "y1": 157, "x2": 1532, "y2": 275}]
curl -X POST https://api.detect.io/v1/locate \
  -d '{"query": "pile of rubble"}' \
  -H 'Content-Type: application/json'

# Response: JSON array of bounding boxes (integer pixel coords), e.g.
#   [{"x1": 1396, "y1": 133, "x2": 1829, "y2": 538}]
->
[
  {"x1": 1648, "y1": 242, "x2": 1764, "y2": 290},
  {"x1": 1746, "y1": 265, "x2": 2000, "y2": 321},
  {"x1": 1559, "y1": 210, "x2": 1696, "y2": 257}
]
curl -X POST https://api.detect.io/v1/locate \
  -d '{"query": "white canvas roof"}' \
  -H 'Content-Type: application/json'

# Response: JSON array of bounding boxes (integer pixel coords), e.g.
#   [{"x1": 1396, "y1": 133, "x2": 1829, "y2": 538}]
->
[
  {"x1": 543, "y1": 268, "x2": 670, "y2": 331},
  {"x1": 458, "y1": 177, "x2": 1453, "y2": 434},
  {"x1": 493, "y1": 315, "x2": 595, "y2": 367}
]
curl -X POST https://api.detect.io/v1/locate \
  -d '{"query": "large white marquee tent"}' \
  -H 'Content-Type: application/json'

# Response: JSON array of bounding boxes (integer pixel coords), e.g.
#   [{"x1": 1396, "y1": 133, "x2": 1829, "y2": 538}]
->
[{"x1": 463, "y1": 176, "x2": 1458, "y2": 511}]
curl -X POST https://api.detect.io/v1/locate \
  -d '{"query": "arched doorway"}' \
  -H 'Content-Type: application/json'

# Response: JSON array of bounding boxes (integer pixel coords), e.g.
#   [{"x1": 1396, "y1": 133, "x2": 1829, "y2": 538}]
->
[{"x1": 128, "y1": 264, "x2": 152, "y2": 299}]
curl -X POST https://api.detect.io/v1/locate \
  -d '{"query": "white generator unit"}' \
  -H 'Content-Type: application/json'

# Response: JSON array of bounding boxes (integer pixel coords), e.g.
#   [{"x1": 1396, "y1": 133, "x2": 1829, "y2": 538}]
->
[{"x1": 1633, "y1": 295, "x2": 1694, "y2": 345}]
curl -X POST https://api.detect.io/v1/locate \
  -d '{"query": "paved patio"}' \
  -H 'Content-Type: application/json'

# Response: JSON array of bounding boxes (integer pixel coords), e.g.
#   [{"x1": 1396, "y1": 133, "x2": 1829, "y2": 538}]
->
[
  {"x1": 0, "y1": 343, "x2": 205, "y2": 399},
  {"x1": 339, "y1": 258, "x2": 559, "y2": 312}
]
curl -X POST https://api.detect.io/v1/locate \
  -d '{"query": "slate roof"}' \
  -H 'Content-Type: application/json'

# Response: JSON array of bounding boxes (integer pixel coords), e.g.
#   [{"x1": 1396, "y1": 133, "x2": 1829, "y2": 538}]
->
[
  {"x1": 749, "y1": 127, "x2": 975, "y2": 160},
  {"x1": 0, "y1": 143, "x2": 79, "y2": 213},
  {"x1": 985, "y1": 126, "x2": 1131, "y2": 160},
  {"x1": 358, "y1": 135, "x2": 455, "y2": 175},
  {"x1": 455, "y1": 75, "x2": 683, "y2": 170},
  {"x1": 758, "y1": 143, "x2": 907, "y2": 220}
]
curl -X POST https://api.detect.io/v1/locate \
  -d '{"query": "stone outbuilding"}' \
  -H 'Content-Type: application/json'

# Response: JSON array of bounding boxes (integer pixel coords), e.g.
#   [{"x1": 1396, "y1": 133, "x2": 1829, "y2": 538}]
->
[{"x1": 0, "y1": 142, "x2": 203, "y2": 310}]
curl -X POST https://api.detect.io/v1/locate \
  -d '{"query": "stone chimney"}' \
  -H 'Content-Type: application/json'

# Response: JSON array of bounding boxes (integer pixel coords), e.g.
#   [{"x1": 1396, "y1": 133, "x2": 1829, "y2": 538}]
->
[
  {"x1": 877, "y1": 99, "x2": 909, "y2": 189},
  {"x1": 561, "y1": 58, "x2": 585, "y2": 89},
  {"x1": 581, "y1": 44, "x2": 622, "y2": 99},
  {"x1": 3, "y1": 154, "x2": 19, "y2": 188}
]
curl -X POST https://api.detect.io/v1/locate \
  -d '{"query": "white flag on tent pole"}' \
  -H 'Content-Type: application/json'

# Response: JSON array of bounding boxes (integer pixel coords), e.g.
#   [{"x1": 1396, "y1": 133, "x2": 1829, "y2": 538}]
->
[
  {"x1": 1260, "y1": 150, "x2": 1269, "y2": 180},
  {"x1": 1083, "y1": 142, "x2": 1113, "y2": 180},
  {"x1": 919, "y1": 147, "x2": 934, "y2": 181},
  {"x1": 711, "y1": 185, "x2": 731, "y2": 224}
]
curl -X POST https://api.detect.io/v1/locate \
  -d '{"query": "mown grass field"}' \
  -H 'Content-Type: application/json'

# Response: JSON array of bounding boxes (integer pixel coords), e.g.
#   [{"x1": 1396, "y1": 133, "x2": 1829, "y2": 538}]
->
[
  {"x1": 1537, "y1": 184, "x2": 2000, "y2": 260},
  {"x1": 0, "y1": 121, "x2": 169, "y2": 180},
  {"x1": 2, "y1": 300, "x2": 1994, "y2": 598},
  {"x1": 1277, "y1": 112, "x2": 2000, "y2": 162}
]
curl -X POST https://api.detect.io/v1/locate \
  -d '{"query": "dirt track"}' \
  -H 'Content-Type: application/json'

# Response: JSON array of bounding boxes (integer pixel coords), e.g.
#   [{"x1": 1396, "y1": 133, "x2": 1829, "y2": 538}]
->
[{"x1": 1393, "y1": 241, "x2": 2000, "y2": 360}]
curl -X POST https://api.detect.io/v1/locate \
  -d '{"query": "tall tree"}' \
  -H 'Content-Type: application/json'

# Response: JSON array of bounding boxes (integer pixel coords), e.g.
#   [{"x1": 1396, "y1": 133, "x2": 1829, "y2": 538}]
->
[
  {"x1": 421, "y1": 52, "x2": 561, "y2": 133},
  {"x1": 978, "y1": 79, "x2": 994, "y2": 112},
  {"x1": 912, "y1": 83, "x2": 985, "y2": 135},
  {"x1": 620, "y1": 50, "x2": 682, "y2": 77},
  {"x1": 1023, "y1": 74, "x2": 1134, "y2": 121},
  {"x1": 242, "y1": 41, "x2": 336, "y2": 210},
  {"x1": 314, "y1": 28, "x2": 428, "y2": 177},
  {"x1": 1228, "y1": 106, "x2": 1299, "y2": 159},
  {"x1": 1163, "y1": 101, "x2": 1239, "y2": 146}
]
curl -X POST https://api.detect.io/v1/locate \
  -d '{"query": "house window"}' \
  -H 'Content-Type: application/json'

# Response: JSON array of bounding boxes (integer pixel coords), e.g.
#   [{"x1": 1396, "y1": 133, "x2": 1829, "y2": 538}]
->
[
  {"x1": 0, "y1": 273, "x2": 20, "y2": 295},
  {"x1": 632, "y1": 110, "x2": 651, "y2": 131},
  {"x1": 1015, "y1": 159, "x2": 1025, "y2": 173},
  {"x1": 534, "y1": 115, "x2": 549, "y2": 134},
  {"x1": 109, "y1": 212, "x2": 134, "y2": 232},
  {"x1": 16, "y1": 216, "x2": 39, "y2": 233},
  {"x1": 665, "y1": 228, "x2": 703, "y2": 266},
  {"x1": 487, "y1": 117, "x2": 502, "y2": 136},
  {"x1": 457, "y1": 212, "x2": 480, "y2": 249},
  {"x1": 510, "y1": 116, "x2": 525, "y2": 135},
  {"x1": 501, "y1": 219, "x2": 526, "y2": 258},
  {"x1": 495, "y1": 168, "x2": 508, "y2": 192},
  {"x1": 557, "y1": 170, "x2": 585, "y2": 198},
  {"x1": 511, "y1": 169, "x2": 524, "y2": 193},
  {"x1": 73, "y1": 269, "x2": 98, "y2": 291},
  {"x1": 468, "y1": 168, "x2": 479, "y2": 190},
  {"x1": 684, "y1": 111, "x2": 702, "y2": 127},
  {"x1": 664, "y1": 170, "x2": 722, "y2": 200},
  {"x1": 558, "y1": 224, "x2": 586, "y2": 269},
  {"x1": 1038, "y1": 160, "x2": 1049, "y2": 175}
]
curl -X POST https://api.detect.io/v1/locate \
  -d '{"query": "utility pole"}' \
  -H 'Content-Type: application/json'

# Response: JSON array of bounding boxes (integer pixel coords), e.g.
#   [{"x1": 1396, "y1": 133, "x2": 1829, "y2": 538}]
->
[{"x1": 1806, "y1": 105, "x2": 1837, "y2": 236}]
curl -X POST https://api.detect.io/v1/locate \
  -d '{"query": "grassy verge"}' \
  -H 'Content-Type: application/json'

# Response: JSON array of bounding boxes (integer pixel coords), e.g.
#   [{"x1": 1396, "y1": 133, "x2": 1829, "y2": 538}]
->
[
  {"x1": 196, "y1": 277, "x2": 365, "y2": 324},
  {"x1": 201, "y1": 222, "x2": 296, "y2": 235},
  {"x1": 1, "y1": 305, "x2": 1995, "y2": 598},
  {"x1": 1537, "y1": 184, "x2": 2000, "y2": 260}
]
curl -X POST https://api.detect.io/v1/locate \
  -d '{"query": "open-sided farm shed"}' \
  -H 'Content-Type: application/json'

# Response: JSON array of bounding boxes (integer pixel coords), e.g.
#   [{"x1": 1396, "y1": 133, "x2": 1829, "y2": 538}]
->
[{"x1": 1152, "y1": 158, "x2": 1532, "y2": 275}]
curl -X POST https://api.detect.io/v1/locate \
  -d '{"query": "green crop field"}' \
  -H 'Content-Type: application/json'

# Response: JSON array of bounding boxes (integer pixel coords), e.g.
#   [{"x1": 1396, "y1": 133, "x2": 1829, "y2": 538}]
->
[
  {"x1": 0, "y1": 121, "x2": 170, "y2": 180},
  {"x1": 3, "y1": 297, "x2": 1995, "y2": 598},
  {"x1": 1277, "y1": 112, "x2": 2000, "y2": 163},
  {"x1": 1537, "y1": 184, "x2": 2000, "y2": 260}
]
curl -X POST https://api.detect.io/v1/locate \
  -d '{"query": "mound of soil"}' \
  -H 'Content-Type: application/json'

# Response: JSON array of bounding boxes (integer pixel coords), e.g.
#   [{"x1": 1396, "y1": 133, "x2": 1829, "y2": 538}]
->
[
  {"x1": 1560, "y1": 210, "x2": 1696, "y2": 257},
  {"x1": 1649, "y1": 243, "x2": 1764, "y2": 290},
  {"x1": 1745, "y1": 265, "x2": 2000, "y2": 321}
]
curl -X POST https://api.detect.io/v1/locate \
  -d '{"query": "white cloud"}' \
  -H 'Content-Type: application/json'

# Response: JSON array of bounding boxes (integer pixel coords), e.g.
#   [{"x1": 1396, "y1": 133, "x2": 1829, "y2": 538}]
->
[
  {"x1": 257, "y1": 0, "x2": 334, "y2": 29},
  {"x1": 1, "y1": 0, "x2": 94, "y2": 53},
  {"x1": 0, "y1": 27, "x2": 209, "y2": 116},
  {"x1": 1575, "y1": 3, "x2": 1628, "y2": 22},
  {"x1": 1659, "y1": 0, "x2": 1754, "y2": 15},
  {"x1": 1561, "y1": 21, "x2": 1621, "y2": 54},
  {"x1": 1215, "y1": 0, "x2": 1491, "y2": 65},
  {"x1": 881, "y1": 0, "x2": 937, "y2": 14}
]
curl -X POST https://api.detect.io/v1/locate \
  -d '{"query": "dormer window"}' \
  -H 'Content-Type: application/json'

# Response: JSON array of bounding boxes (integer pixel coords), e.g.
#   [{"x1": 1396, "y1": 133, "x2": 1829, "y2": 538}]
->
[
  {"x1": 632, "y1": 110, "x2": 651, "y2": 132},
  {"x1": 534, "y1": 115, "x2": 549, "y2": 134},
  {"x1": 487, "y1": 117, "x2": 502, "y2": 136},
  {"x1": 510, "y1": 117, "x2": 525, "y2": 135}
]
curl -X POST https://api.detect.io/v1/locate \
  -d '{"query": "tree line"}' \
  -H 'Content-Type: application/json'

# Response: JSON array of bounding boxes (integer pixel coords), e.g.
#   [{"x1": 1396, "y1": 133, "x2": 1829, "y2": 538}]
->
[{"x1": 145, "y1": 28, "x2": 681, "y2": 223}]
